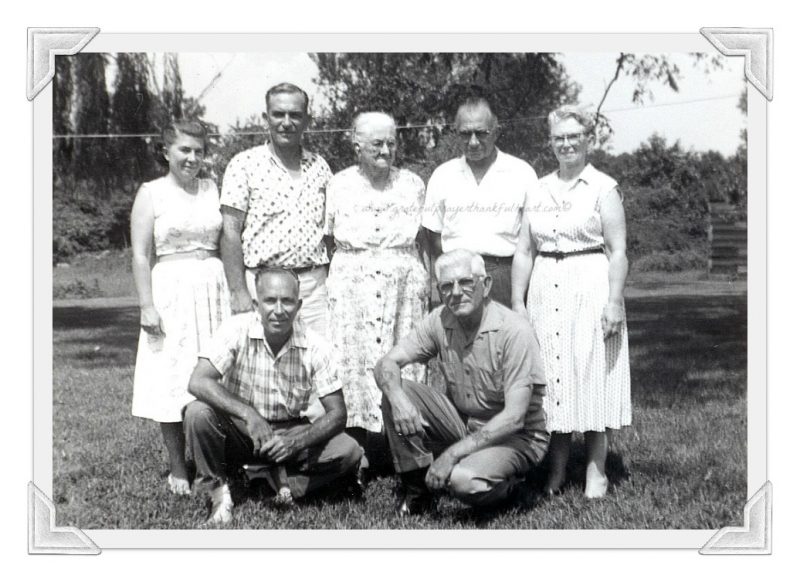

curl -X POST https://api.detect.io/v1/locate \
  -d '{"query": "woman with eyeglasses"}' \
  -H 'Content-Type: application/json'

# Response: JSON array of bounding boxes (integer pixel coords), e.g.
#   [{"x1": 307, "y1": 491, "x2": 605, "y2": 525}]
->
[
  {"x1": 131, "y1": 120, "x2": 231, "y2": 496},
  {"x1": 510, "y1": 105, "x2": 631, "y2": 498},
  {"x1": 324, "y1": 112, "x2": 429, "y2": 479}
]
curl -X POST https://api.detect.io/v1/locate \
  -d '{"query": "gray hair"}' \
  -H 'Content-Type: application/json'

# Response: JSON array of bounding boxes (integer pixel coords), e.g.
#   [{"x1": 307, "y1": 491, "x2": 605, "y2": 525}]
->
[
  {"x1": 434, "y1": 249, "x2": 487, "y2": 280},
  {"x1": 351, "y1": 111, "x2": 396, "y2": 146},
  {"x1": 454, "y1": 97, "x2": 498, "y2": 131},
  {"x1": 547, "y1": 105, "x2": 596, "y2": 134}
]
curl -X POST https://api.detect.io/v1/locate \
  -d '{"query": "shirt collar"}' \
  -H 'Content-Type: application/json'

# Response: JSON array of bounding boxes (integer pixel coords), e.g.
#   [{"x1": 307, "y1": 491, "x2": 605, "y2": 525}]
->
[
  {"x1": 263, "y1": 140, "x2": 314, "y2": 166},
  {"x1": 458, "y1": 147, "x2": 504, "y2": 174},
  {"x1": 247, "y1": 311, "x2": 308, "y2": 350},
  {"x1": 574, "y1": 163, "x2": 599, "y2": 185},
  {"x1": 441, "y1": 300, "x2": 504, "y2": 335}
]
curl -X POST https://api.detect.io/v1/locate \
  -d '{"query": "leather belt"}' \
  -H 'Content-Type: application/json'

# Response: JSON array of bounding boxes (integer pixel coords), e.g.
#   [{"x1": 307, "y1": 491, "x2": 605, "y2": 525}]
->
[
  {"x1": 537, "y1": 247, "x2": 605, "y2": 260},
  {"x1": 480, "y1": 254, "x2": 513, "y2": 266}
]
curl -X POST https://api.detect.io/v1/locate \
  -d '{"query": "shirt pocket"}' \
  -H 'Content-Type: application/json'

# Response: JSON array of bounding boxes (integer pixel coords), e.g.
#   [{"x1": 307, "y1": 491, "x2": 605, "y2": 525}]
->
[
  {"x1": 439, "y1": 361, "x2": 463, "y2": 391},
  {"x1": 476, "y1": 367, "x2": 506, "y2": 404},
  {"x1": 250, "y1": 186, "x2": 288, "y2": 217}
]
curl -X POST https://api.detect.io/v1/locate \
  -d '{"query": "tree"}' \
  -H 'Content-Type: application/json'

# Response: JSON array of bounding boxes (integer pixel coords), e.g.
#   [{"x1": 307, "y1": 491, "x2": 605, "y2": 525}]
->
[
  {"x1": 70, "y1": 53, "x2": 112, "y2": 194},
  {"x1": 110, "y1": 53, "x2": 159, "y2": 192},
  {"x1": 310, "y1": 53, "x2": 579, "y2": 179}
]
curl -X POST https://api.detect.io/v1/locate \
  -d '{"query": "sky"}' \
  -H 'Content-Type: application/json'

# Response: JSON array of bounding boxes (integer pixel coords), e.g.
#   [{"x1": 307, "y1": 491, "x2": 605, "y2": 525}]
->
[{"x1": 175, "y1": 52, "x2": 745, "y2": 156}]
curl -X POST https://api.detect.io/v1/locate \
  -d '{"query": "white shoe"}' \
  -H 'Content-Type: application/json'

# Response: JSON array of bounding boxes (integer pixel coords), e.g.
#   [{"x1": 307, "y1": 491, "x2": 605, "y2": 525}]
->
[{"x1": 207, "y1": 484, "x2": 234, "y2": 525}]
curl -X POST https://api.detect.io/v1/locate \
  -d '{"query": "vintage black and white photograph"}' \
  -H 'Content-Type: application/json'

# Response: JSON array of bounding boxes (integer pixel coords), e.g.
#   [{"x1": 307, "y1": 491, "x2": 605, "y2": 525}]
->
[{"x1": 40, "y1": 34, "x2": 761, "y2": 546}]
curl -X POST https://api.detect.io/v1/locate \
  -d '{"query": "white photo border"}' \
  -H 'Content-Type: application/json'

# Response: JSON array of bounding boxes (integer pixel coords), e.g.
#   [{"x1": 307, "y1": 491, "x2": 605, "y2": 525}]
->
[{"x1": 34, "y1": 31, "x2": 768, "y2": 550}]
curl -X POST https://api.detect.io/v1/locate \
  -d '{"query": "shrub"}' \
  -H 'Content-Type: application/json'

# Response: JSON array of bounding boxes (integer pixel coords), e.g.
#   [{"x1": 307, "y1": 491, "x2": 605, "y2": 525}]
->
[
  {"x1": 632, "y1": 249, "x2": 707, "y2": 272},
  {"x1": 625, "y1": 185, "x2": 708, "y2": 262},
  {"x1": 53, "y1": 278, "x2": 102, "y2": 299}
]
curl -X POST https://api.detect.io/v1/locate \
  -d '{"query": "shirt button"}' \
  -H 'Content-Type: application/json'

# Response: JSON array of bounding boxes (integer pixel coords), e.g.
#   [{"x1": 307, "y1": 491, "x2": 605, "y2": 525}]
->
[
  {"x1": 556, "y1": 378, "x2": 560, "y2": 383},
  {"x1": 556, "y1": 332, "x2": 560, "y2": 336},
  {"x1": 376, "y1": 292, "x2": 381, "y2": 298},
  {"x1": 465, "y1": 370, "x2": 470, "y2": 375},
  {"x1": 376, "y1": 338, "x2": 382, "y2": 344}
]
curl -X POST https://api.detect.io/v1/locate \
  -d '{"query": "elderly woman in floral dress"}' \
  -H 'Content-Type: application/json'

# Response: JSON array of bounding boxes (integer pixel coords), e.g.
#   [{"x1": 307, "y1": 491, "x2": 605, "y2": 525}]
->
[{"x1": 325, "y1": 112, "x2": 429, "y2": 476}]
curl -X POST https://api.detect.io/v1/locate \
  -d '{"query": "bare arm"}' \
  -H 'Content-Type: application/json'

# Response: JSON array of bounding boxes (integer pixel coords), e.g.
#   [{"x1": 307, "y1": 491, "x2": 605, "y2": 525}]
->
[
  {"x1": 130, "y1": 185, "x2": 163, "y2": 336},
  {"x1": 219, "y1": 205, "x2": 253, "y2": 314},
  {"x1": 424, "y1": 228, "x2": 443, "y2": 308},
  {"x1": 600, "y1": 187, "x2": 629, "y2": 337},
  {"x1": 188, "y1": 358, "x2": 272, "y2": 454},
  {"x1": 374, "y1": 344, "x2": 426, "y2": 436},
  {"x1": 425, "y1": 385, "x2": 534, "y2": 490},
  {"x1": 510, "y1": 213, "x2": 537, "y2": 316}
]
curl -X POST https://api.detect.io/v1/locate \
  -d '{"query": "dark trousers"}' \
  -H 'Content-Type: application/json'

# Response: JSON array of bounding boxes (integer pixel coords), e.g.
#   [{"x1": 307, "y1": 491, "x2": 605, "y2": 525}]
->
[
  {"x1": 481, "y1": 255, "x2": 513, "y2": 308},
  {"x1": 381, "y1": 380, "x2": 544, "y2": 507},
  {"x1": 184, "y1": 401, "x2": 361, "y2": 498}
]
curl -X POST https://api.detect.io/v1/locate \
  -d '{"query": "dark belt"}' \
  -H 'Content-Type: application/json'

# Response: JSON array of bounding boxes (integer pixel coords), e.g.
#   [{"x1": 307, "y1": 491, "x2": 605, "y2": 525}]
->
[
  {"x1": 480, "y1": 254, "x2": 513, "y2": 266},
  {"x1": 255, "y1": 264, "x2": 326, "y2": 275},
  {"x1": 537, "y1": 247, "x2": 605, "y2": 260}
]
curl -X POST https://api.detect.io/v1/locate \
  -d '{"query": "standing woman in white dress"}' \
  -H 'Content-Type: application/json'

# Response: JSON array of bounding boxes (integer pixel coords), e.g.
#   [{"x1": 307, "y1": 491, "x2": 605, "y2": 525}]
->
[
  {"x1": 511, "y1": 105, "x2": 631, "y2": 498},
  {"x1": 131, "y1": 120, "x2": 231, "y2": 495}
]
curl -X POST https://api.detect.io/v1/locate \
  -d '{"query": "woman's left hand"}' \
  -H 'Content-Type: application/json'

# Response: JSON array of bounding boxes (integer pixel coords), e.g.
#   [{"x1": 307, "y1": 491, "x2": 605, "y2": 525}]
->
[{"x1": 601, "y1": 302, "x2": 625, "y2": 339}]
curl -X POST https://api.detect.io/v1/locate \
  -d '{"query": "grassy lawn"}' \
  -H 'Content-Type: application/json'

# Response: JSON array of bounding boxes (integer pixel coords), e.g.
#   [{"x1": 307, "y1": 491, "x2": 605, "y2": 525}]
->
[{"x1": 52, "y1": 277, "x2": 747, "y2": 530}]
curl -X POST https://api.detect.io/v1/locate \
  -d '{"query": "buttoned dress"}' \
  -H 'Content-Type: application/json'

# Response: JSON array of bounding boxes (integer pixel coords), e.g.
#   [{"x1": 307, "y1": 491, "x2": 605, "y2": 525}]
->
[
  {"x1": 131, "y1": 177, "x2": 231, "y2": 423},
  {"x1": 524, "y1": 164, "x2": 631, "y2": 432},
  {"x1": 324, "y1": 166, "x2": 429, "y2": 432}
]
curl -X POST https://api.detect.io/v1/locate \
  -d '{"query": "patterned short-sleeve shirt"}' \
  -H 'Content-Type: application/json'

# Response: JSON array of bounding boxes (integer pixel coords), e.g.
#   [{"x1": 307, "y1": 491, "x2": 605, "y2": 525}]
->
[
  {"x1": 200, "y1": 312, "x2": 342, "y2": 421},
  {"x1": 220, "y1": 143, "x2": 333, "y2": 269},
  {"x1": 397, "y1": 301, "x2": 548, "y2": 441}
]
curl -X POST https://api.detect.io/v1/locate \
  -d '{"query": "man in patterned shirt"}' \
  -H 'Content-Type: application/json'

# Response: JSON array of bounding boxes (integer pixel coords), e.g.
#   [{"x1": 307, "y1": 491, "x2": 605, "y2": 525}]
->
[
  {"x1": 186, "y1": 268, "x2": 362, "y2": 525},
  {"x1": 220, "y1": 82, "x2": 333, "y2": 334}
]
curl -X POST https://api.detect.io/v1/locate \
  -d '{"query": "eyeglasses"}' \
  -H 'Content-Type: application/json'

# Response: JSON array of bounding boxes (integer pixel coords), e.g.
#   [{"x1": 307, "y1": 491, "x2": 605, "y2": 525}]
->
[
  {"x1": 456, "y1": 129, "x2": 493, "y2": 141},
  {"x1": 550, "y1": 132, "x2": 586, "y2": 145},
  {"x1": 438, "y1": 276, "x2": 484, "y2": 295}
]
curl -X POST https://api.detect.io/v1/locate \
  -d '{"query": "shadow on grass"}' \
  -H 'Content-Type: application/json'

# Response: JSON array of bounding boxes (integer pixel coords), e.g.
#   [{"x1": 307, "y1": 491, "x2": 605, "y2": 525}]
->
[
  {"x1": 626, "y1": 294, "x2": 746, "y2": 409},
  {"x1": 54, "y1": 305, "x2": 140, "y2": 368}
]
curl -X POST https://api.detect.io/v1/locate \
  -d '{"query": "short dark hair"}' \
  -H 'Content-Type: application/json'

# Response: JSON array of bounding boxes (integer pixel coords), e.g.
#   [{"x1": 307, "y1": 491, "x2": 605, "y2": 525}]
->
[
  {"x1": 157, "y1": 119, "x2": 208, "y2": 165},
  {"x1": 162, "y1": 119, "x2": 208, "y2": 148},
  {"x1": 254, "y1": 267, "x2": 301, "y2": 296},
  {"x1": 454, "y1": 97, "x2": 498, "y2": 130},
  {"x1": 265, "y1": 82, "x2": 310, "y2": 114}
]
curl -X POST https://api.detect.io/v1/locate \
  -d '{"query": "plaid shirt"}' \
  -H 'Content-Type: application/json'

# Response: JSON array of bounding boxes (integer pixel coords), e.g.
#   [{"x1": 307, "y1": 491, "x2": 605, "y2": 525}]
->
[
  {"x1": 220, "y1": 143, "x2": 332, "y2": 270},
  {"x1": 200, "y1": 312, "x2": 342, "y2": 421}
]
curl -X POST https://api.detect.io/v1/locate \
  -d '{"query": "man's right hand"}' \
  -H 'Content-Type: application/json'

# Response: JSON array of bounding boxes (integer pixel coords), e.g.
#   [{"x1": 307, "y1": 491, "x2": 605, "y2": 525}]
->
[
  {"x1": 243, "y1": 409, "x2": 273, "y2": 455},
  {"x1": 389, "y1": 391, "x2": 424, "y2": 436},
  {"x1": 230, "y1": 288, "x2": 254, "y2": 314}
]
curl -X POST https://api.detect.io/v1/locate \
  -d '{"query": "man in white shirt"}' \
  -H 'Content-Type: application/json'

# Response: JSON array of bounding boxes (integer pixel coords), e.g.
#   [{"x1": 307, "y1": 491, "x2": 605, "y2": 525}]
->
[{"x1": 422, "y1": 97, "x2": 540, "y2": 307}]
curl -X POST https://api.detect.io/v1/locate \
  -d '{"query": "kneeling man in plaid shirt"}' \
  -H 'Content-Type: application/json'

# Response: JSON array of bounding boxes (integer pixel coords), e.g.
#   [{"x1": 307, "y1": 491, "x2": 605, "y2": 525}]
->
[{"x1": 186, "y1": 267, "x2": 362, "y2": 525}]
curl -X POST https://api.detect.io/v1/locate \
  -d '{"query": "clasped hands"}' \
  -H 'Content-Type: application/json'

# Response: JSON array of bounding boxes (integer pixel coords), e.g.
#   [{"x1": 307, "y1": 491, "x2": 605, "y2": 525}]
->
[{"x1": 244, "y1": 410, "x2": 298, "y2": 463}]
